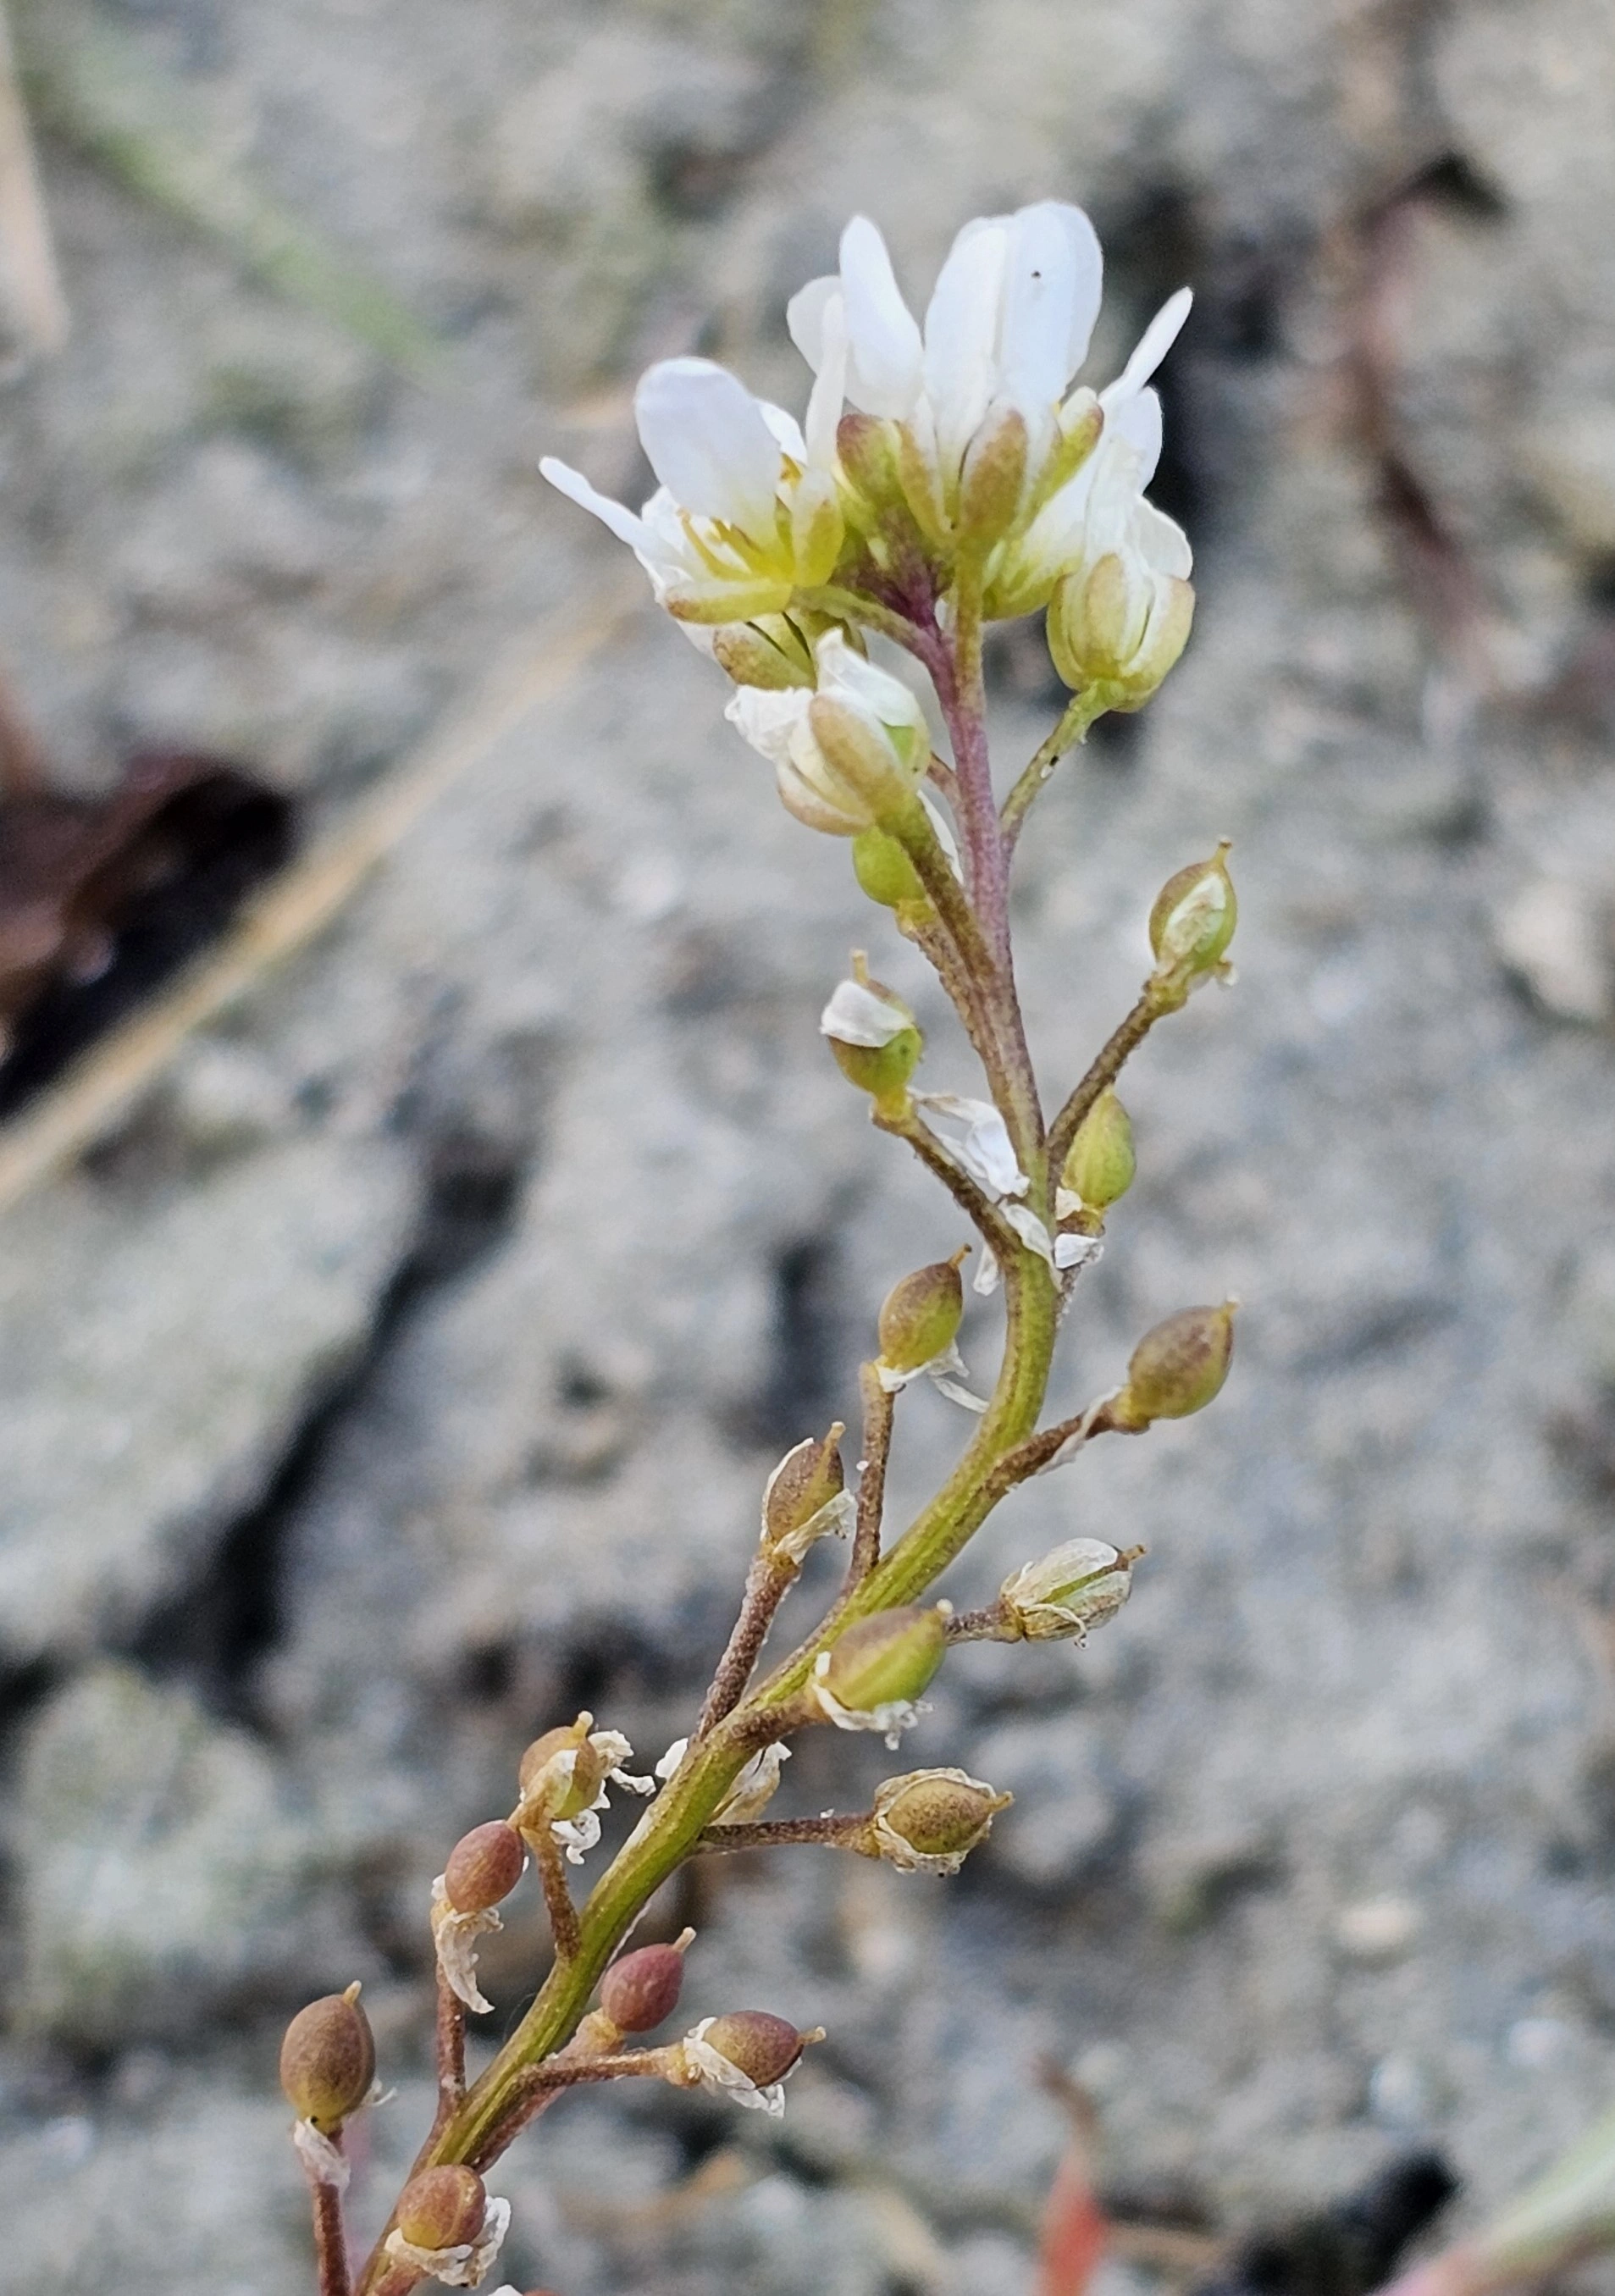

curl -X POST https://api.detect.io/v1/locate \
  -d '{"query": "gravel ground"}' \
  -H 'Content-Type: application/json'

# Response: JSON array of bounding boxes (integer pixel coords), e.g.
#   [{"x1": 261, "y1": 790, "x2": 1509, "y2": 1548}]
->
[{"x1": 3, "y1": 5, "x2": 1615, "y2": 2293}]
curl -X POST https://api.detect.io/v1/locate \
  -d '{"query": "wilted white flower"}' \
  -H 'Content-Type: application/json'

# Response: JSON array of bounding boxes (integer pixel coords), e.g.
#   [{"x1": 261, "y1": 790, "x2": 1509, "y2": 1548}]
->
[
  {"x1": 820, "y1": 976, "x2": 913, "y2": 1048},
  {"x1": 541, "y1": 357, "x2": 842, "y2": 637},
  {"x1": 999, "y1": 1537, "x2": 1136, "y2": 1640},
  {"x1": 1001, "y1": 1203, "x2": 1056, "y2": 1268},
  {"x1": 1054, "y1": 1229, "x2": 1104, "y2": 1272},
  {"x1": 811, "y1": 1650, "x2": 932, "y2": 1749},
  {"x1": 384, "y1": 2195, "x2": 512, "y2": 2288},
  {"x1": 873, "y1": 1335, "x2": 987, "y2": 1414},
  {"x1": 673, "y1": 2016, "x2": 815, "y2": 2117},
  {"x1": 911, "y1": 1093, "x2": 1028, "y2": 1200},
  {"x1": 515, "y1": 1726, "x2": 654, "y2": 1867},
  {"x1": 867, "y1": 1766, "x2": 1012, "y2": 1875},
  {"x1": 291, "y1": 2118, "x2": 350, "y2": 2192},
  {"x1": 429, "y1": 1875, "x2": 502, "y2": 2017},
  {"x1": 727, "y1": 628, "x2": 928, "y2": 834},
  {"x1": 655, "y1": 1737, "x2": 792, "y2": 1823}
]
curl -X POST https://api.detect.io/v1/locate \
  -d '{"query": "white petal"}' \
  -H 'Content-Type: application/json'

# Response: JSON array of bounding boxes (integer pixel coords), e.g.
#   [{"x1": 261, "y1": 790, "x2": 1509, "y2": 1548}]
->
[
  {"x1": 788, "y1": 274, "x2": 839, "y2": 373},
  {"x1": 805, "y1": 288, "x2": 849, "y2": 470},
  {"x1": 726, "y1": 683, "x2": 810, "y2": 771},
  {"x1": 539, "y1": 457, "x2": 651, "y2": 553},
  {"x1": 972, "y1": 1248, "x2": 1001, "y2": 1297},
  {"x1": 293, "y1": 2121, "x2": 351, "y2": 2192},
  {"x1": 656, "y1": 1738, "x2": 690, "y2": 1781},
  {"x1": 759, "y1": 399, "x2": 809, "y2": 465},
  {"x1": 815, "y1": 628, "x2": 925, "y2": 732},
  {"x1": 838, "y1": 215, "x2": 925, "y2": 417},
  {"x1": 1054, "y1": 1231, "x2": 1104, "y2": 1270},
  {"x1": 918, "y1": 786, "x2": 961, "y2": 873},
  {"x1": 998, "y1": 202, "x2": 1103, "y2": 411},
  {"x1": 820, "y1": 978, "x2": 910, "y2": 1047},
  {"x1": 635, "y1": 358, "x2": 783, "y2": 534},
  {"x1": 926, "y1": 1338, "x2": 989, "y2": 1414},
  {"x1": 1109, "y1": 385, "x2": 1164, "y2": 487},
  {"x1": 1100, "y1": 286, "x2": 1192, "y2": 409},
  {"x1": 913, "y1": 1093, "x2": 1028, "y2": 1200},
  {"x1": 923, "y1": 219, "x2": 1007, "y2": 474},
  {"x1": 1002, "y1": 1203, "x2": 1056, "y2": 1267},
  {"x1": 1134, "y1": 495, "x2": 1192, "y2": 578}
]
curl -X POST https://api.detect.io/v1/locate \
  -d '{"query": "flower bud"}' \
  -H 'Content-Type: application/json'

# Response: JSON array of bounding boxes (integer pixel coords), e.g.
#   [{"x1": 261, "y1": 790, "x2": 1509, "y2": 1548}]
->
[
  {"x1": 396, "y1": 2166, "x2": 488, "y2": 2253},
  {"x1": 877, "y1": 1250, "x2": 965, "y2": 1376},
  {"x1": 600, "y1": 1939, "x2": 689, "y2": 2033},
  {"x1": 957, "y1": 403, "x2": 1029, "y2": 550},
  {"x1": 866, "y1": 1768, "x2": 1011, "y2": 1874},
  {"x1": 820, "y1": 968, "x2": 921, "y2": 1110},
  {"x1": 698, "y1": 2011, "x2": 808, "y2": 2089},
  {"x1": 1048, "y1": 554, "x2": 1194, "y2": 706},
  {"x1": 1148, "y1": 840, "x2": 1236, "y2": 992},
  {"x1": 1059, "y1": 1087, "x2": 1136, "y2": 1213},
  {"x1": 762, "y1": 1425, "x2": 849, "y2": 1559},
  {"x1": 807, "y1": 691, "x2": 924, "y2": 825},
  {"x1": 816, "y1": 1604, "x2": 948, "y2": 1719},
  {"x1": 279, "y1": 1983, "x2": 376, "y2": 2132},
  {"x1": 1113, "y1": 1300, "x2": 1237, "y2": 1430},
  {"x1": 444, "y1": 1820, "x2": 525, "y2": 1915},
  {"x1": 999, "y1": 1537, "x2": 1138, "y2": 1640},
  {"x1": 852, "y1": 826, "x2": 926, "y2": 911},
  {"x1": 837, "y1": 412, "x2": 907, "y2": 522}
]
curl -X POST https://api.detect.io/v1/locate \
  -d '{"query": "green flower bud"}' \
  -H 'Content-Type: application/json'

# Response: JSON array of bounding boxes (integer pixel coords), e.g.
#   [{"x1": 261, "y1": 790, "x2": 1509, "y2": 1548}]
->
[
  {"x1": 957, "y1": 404, "x2": 1029, "y2": 551},
  {"x1": 866, "y1": 1767, "x2": 1012, "y2": 1873},
  {"x1": 279, "y1": 1983, "x2": 376, "y2": 2132},
  {"x1": 1113, "y1": 1300, "x2": 1237, "y2": 1430},
  {"x1": 999, "y1": 1537, "x2": 1140, "y2": 1640},
  {"x1": 762, "y1": 1425, "x2": 850, "y2": 1561},
  {"x1": 836, "y1": 412, "x2": 908, "y2": 523},
  {"x1": 444, "y1": 1820, "x2": 525, "y2": 1915},
  {"x1": 1148, "y1": 840, "x2": 1236, "y2": 993},
  {"x1": 1059, "y1": 1087, "x2": 1136, "y2": 1213},
  {"x1": 600, "y1": 1939, "x2": 689, "y2": 2033},
  {"x1": 396, "y1": 2166, "x2": 487, "y2": 2253},
  {"x1": 815, "y1": 1604, "x2": 949, "y2": 1734},
  {"x1": 1048, "y1": 556, "x2": 1194, "y2": 707},
  {"x1": 852, "y1": 826, "x2": 927, "y2": 911},
  {"x1": 820, "y1": 965, "x2": 921, "y2": 1112},
  {"x1": 877, "y1": 1250, "x2": 966, "y2": 1376}
]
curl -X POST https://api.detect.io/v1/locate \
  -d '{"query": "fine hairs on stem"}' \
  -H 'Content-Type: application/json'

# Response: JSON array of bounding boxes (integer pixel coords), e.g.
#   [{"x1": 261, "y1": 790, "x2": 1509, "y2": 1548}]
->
[{"x1": 279, "y1": 197, "x2": 1236, "y2": 2296}]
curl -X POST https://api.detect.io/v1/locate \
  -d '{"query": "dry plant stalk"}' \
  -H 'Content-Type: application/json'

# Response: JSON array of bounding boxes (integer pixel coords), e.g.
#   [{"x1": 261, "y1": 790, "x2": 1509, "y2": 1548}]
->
[{"x1": 279, "y1": 197, "x2": 1236, "y2": 2296}]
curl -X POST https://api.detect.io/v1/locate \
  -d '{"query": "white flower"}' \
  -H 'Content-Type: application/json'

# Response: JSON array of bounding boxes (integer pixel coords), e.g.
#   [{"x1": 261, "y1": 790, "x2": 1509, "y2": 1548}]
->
[
  {"x1": 910, "y1": 1093, "x2": 1028, "y2": 1200},
  {"x1": 429, "y1": 1874, "x2": 503, "y2": 2017},
  {"x1": 789, "y1": 207, "x2": 1189, "y2": 579},
  {"x1": 540, "y1": 356, "x2": 843, "y2": 630},
  {"x1": 384, "y1": 2196, "x2": 512, "y2": 2288},
  {"x1": 727, "y1": 628, "x2": 929, "y2": 834},
  {"x1": 514, "y1": 1725, "x2": 654, "y2": 1867},
  {"x1": 1043, "y1": 415, "x2": 1195, "y2": 698}
]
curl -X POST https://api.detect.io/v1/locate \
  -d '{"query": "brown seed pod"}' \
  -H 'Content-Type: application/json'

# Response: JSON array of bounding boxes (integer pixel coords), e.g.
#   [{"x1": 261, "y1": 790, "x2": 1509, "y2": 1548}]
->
[
  {"x1": 279, "y1": 1984, "x2": 375, "y2": 2132},
  {"x1": 700, "y1": 2010, "x2": 807, "y2": 2089},
  {"x1": 445, "y1": 1820, "x2": 525, "y2": 1914},
  {"x1": 396, "y1": 2164, "x2": 487, "y2": 2251},
  {"x1": 600, "y1": 1942, "x2": 687, "y2": 2033}
]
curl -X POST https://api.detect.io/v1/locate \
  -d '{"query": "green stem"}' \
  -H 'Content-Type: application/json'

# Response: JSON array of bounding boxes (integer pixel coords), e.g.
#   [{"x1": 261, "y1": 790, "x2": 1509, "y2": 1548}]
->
[{"x1": 1000, "y1": 688, "x2": 1108, "y2": 852}]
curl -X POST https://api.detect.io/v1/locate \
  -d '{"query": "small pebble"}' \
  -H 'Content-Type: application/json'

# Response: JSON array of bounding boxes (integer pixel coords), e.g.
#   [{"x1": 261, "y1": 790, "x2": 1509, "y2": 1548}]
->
[{"x1": 1335, "y1": 1895, "x2": 1422, "y2": 1963}]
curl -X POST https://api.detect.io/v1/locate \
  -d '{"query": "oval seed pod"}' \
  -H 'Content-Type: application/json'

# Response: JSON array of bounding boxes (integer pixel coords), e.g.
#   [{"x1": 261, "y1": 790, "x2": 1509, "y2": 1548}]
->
[
  {"x1": 877, "y1": 1253, "x2": 965, "y2": 1375},
  {"x1": 852, "y1": 827, "x2": 926, "y2": 911},
  {"x1": 1060, "y1": 1087, "x2": 1136, "y2": 1212},
  {"x1": 600, "y1": 1942, "x2": 688, "y2": 2033},
  {"x1": 869, "y1": 1768, "x2": 1011, "y2": 1873},
  {"x1": 819, "y1": 1605, "x2": 948, "y2": 1715},
  {"x1": 279, "y1": 1984, "x2": 375, "y2": 2132},
  {"x1": 395, "y1": 2165, "x2": 487, "y2": 2252},
  {"x1": 1148, "y1": 841, "x2": 1236, "y2": 982},
  {"x1": 1114, "y1": 1301, "x2": 1237, "y2": 1430},
  {"x1": 762, "y1": 1427, "x2": 846, "y2": 1554},
  {"x1": 444, "y1": 1820, "x2": 525, "y2": 1914},
  {"x1": 820, "y1": 971, "x2": 922, "y2": 1108},
  {"x1": 699, "y1": 2011, "x2": 808, "y2": 2089}
]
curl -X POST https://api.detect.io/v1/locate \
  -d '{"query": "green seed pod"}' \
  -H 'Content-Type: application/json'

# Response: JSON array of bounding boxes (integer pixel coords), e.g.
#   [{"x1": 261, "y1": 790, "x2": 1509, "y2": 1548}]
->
[
  {"x1": 999, "y1": 1537, "x2": 1139, "y2": 1640},
  {"x1": 762, "y1": 1425, "x2": 848, "y2": 1557},
  {"x1": 1148, "y1": 840, "x2": 1236, "y2": 985},
  {"x1": 600, "y1": 1941, "x2": 688, "y2": 2034},
  {"x1": 852, "y1": 827, "x2": 927, "y2": 911},
  {"x1": 279, "y1": 1983, "x2": 375, "y2": 2132},
  {"x1": 395, "y1": 2166, "x2": 487, "y2": 2253},
  {"x1": 698, "y1": 2010, "x2": 808, "y2": 2089},
  {"x1": 820, "y1": 969, "x2": 922, "y2": 1112},
  {"x1": 444, "y1": 1820, "x2": 525, "y2": 1915},
  {"x1": 1060, "y1": 1087, "x2": 1136, "y2": 1212},
  {"x1": 818, "y1": 1604, "x2": 949, "y2": 1717},
  {"x1": 1114, "y1": 1300, "x2": 1237, "y2": 1430},
  {"x1": 517, "y1": 1718, "x2": 601, "y2": 1820},
  {"x1": 867, "y1": 1767, "x2": 1012, "y2": 1873},
  {"x1": 877, "y1": 1251, "x2": 965, "y2": 1375}
]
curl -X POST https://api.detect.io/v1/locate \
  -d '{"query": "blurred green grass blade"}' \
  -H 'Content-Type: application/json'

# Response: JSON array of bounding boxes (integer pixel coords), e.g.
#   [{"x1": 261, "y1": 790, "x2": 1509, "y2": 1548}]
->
[{"x1": 15, "y1": 2, "x2": 441, "y2": 372}]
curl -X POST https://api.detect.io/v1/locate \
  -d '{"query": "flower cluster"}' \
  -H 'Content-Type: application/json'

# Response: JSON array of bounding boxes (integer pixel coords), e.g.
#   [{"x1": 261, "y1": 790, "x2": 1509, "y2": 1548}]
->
[{"x1": 543, "y1": 201, "x2": 1194, "y2": 839}]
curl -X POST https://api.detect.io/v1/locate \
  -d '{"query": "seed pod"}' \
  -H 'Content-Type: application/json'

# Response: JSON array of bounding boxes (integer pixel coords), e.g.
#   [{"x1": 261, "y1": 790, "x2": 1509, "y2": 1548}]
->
[
  {"x1": 999, "y1": 1537, "x2": 1138, "y2": 1640},
  {"x1": 396, "y1": 2166, "x2": 487, "y2": 2253},
  {"x1": 1114, "y1": 1300, "x2": 1237, "y2": 1430},
  {"x1": 279, "y1": 1984, "x2": 375, "y2": 2132},
  {"x1": 852, "y1": 827, "x2": 926, "y2": 911},
  {"x1": 517, "y1": 1718, "x2": 602, "y2": 1820},
  {"x1": 1060, "y1": 1087, "x2": 1136, "y2": 1213},
  {"x1": 868, "y1": 1768, "x2": 1012, "y2": 1873},
  {"x1": 600, "y1": 1942, "x2": 688, "y2": 2034},
  {"x1": 818, "y1": 1604, "x2": 948, "y2": 1716},
  {"x1": 699, "y1": 2011, "x2": 808, "y2": 2089},
  {"x1": 820, "y1": 971, "x2": 922, "y2": 1109},
  {"x1": 762, "y1": 1427, "x2": 847, "y2": 1556},
  {"x1": 1148, "y1": 840, "x2": 1236, "y2": 985},
  {"x1": 877, "y1": 1253, "x2": 965, "y2": 1375},
  {"x1": 444, "y1": 1821, "x2": 525, "y2": 1915}
]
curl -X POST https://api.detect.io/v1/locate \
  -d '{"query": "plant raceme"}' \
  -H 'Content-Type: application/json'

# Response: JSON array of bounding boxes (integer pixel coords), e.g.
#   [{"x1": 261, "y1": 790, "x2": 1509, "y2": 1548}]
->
[{"x1": 284, "y1": 202, "x2": 1239, "y2": 2296}]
